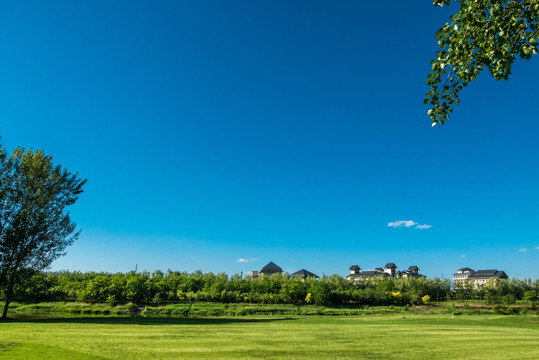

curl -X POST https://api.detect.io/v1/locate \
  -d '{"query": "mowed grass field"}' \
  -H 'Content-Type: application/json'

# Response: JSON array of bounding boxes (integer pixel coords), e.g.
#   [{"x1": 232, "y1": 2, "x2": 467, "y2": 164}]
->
[{"x1": 1, "y1": 315, "x2": 538, "y2": 359}]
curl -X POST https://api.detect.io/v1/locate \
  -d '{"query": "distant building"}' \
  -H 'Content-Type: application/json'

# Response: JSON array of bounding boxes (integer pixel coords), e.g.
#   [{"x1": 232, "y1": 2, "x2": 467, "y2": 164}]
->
[
  {"x1": 452, "y1": 268, "x2": 508, "y2": 288},
  {"x1": 290, "y1": 269, "x2": 319, "y2": 281},
  {"x1": 384, "y1": 263, "x2": 397, "y2": 277},
  {"x1": 400, "y1": 266, "x2": 426, "y2": 278},
  {"x1": 244, "y1": 270, "x2": 259, "y2": 280},
  {"x1": 346, "y1": 265, "x2": 374, "y2": 281},
  {"x1": 348, "y1": 265, "x2": 361, "y2": 276},
  {"x1": 346, "y1": 263, "x2": 424, "y2": 281},
  {"x1": 452, "y1": 267, "x2": 474, "y2": 285},
  {"x1": 259, "y1": 261, "x2": 283, "y2": 276},
  {"x1": 346, "y1": 264, "x2": 387, "y2": 280}
]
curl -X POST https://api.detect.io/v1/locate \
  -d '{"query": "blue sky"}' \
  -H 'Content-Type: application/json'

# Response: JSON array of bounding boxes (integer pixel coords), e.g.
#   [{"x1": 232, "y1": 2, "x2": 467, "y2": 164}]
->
[{"x1": 1, "y1": 1, "x2": 538, "y2": 279}]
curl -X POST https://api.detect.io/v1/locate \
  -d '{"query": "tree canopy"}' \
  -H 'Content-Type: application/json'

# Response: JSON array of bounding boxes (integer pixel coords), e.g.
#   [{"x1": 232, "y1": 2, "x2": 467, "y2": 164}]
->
[
  {"x1": 426, "y1": 0, "x2": 539, "y2": 125},
  {"x1": 0, "y1": 143, "x2": 86, "y2": 318}
]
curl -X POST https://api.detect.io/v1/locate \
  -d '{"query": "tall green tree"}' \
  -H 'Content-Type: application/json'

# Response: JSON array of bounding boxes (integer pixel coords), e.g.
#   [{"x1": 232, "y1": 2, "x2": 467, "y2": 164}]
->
[
  {"x1": 0, "y1": 143, "x2": 86, "y2": 318},
  {"x1": 426, "y1": 0, "x2": 539, "y2": 125}
]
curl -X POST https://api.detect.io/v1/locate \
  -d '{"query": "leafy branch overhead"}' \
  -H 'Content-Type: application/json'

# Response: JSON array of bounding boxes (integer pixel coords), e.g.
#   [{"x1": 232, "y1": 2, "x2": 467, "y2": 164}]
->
[{"x1": 426, "y1": 0, "x2": 539, "y2": 125}]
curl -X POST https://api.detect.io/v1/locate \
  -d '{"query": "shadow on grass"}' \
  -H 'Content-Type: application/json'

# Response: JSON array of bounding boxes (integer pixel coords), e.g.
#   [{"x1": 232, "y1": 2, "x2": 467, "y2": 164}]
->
[{"x1": 0, "y1": 316, "x2": 297, "y2": 326}]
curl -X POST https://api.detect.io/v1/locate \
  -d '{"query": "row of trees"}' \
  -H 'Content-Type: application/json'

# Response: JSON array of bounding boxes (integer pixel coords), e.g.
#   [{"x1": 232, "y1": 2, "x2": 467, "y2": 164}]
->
[{"x1": 3, "y1": 270, "x2": 538, "y2": 307}]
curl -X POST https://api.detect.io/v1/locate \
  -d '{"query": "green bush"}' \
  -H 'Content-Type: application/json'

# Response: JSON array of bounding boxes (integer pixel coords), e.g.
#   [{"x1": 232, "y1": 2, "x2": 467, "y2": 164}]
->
[
  {"x1": 4, "y1": 270, "x2": 538, "y2": 309},
  {"x1": 505, "y1": 306, "x2": 519, "y2": 315}
]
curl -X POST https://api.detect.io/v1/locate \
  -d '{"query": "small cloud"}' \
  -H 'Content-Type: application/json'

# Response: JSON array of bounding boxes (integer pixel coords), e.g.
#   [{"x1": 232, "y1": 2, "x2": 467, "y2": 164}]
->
[
  {"x1": 519, "y1": 248, "x2": 528, "y2": 252},
  {"x1": 387, "y1": 220, "x2": 417, "y2": 228},
  {"x1": 236, "y1": 258, "x2": 250, "y2": 263},
  {"x1": 460, "y1": 254, "x2": 466, "y2": 258},
  {"x1": 388, "y1": 220, "x2": 431, "y2": 229},
  {"x1": 536, "y1": 246, "x2": 539, "y2": 251},
  {"x1": 249, "y1": 258, "x2": 258, "y2": 261}
]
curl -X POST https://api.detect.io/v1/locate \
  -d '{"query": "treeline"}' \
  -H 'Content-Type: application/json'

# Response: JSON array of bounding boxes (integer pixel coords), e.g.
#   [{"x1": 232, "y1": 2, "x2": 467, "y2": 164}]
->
[{"x1": 2, "y1": 270, "x2": 539, "y2": 307}]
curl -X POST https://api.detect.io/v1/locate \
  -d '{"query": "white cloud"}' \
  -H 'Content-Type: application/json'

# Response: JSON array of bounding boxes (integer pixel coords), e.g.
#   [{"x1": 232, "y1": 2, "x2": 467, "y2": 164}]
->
[
  {"x1": 387, "y1": 220, "x2": 431, "y2": 229},
  {"x1": 460, "y1": 254, "x2": 466, "y2": 258},
  {"x1": 520, "y1": 248, "x2": 528, "y2": 252},
  {"x1": 387, "y1": 220, "x2": 417, "y2": 228},
  {"x1": 236, "y1": 258, "x2": 250, "y2": 263},
  {"x1": 536, "y1": 247, "x2": 539, "y2": 251}
]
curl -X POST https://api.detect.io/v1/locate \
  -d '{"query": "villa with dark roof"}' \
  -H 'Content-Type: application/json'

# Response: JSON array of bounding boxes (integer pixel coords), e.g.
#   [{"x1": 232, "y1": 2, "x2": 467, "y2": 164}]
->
[
  {"x1": 245, "y1": 261, "x2": 283, "y2": 280},
  {"x1": 346, "y1": 263, "x2": 425, "y2": 281},
  {"x1": 247, "y1": 262, "x2": 319, "y2": 281},
  {"x1": 452, "y1": 268, "x2": 508, "y2": 288},
  {"x1": 290, "y1": 269, "x2": 319, "y2": 281},
  {"x1": 259, "y1": 261, "x2": 283, "y2": 276}
]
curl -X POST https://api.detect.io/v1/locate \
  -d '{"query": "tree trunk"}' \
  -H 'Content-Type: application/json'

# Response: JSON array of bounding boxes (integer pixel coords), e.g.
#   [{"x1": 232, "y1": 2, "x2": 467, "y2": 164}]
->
[
  {"x1": 1, "y1": 272, "x2": 16, "y2": 319},
  {"x1": 0, "y1": 270, "x2": 6, "y2": 290},
  {"x1": 0, "y1": 257, "x2": 14, "y2": 288}
]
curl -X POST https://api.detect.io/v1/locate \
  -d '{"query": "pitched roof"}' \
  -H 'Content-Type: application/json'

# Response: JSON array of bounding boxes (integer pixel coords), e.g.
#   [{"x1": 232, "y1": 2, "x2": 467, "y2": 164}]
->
[
  {"x1": 468, "y1": 269, "x2": 508, "y2": 279},
  {"x1": 384, "y1": 263, "x2": 397, "y2": 269},
  {"x1": 260, "y1": 261, "x2": 282, "y2": 273},
  {"x1": 290, "y1": 269, "x2": 319, "y2": 278},
  {"x1": 408, "y1": 266, "x2": 419, "y2": 271},
  {"x1": 350, "y1": 265, "x2": 360, "y2": 270},
  {"x1": 402, "y1": 270, "x2": 426, "y2": 277},
  {"x1": 457, "y1": 267, "x2": 474, "y2": 272},
  {"x1": 347, "y1": 270, "x2": 387, "y2": 278}
]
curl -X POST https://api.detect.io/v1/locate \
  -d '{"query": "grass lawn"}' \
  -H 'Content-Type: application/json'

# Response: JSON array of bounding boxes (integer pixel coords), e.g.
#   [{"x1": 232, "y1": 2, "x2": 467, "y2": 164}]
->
[{"x1": 0, "y1": 315, "x2": 538, "y2": 359}]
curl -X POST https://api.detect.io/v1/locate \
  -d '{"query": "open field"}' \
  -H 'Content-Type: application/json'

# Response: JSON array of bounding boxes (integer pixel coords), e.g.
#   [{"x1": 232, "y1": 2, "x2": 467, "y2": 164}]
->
[{"x1": 1, "y1": 315, "x2": 538, "y2": 359}]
